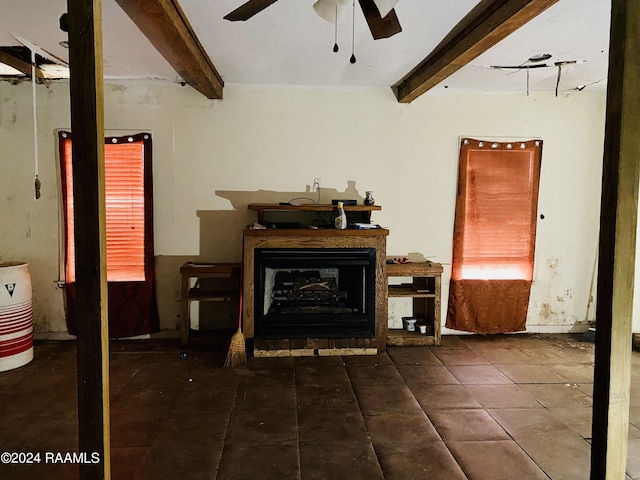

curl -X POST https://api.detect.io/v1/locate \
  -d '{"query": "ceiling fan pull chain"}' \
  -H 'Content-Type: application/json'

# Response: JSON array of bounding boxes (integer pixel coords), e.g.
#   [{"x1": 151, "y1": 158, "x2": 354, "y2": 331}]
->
[
  {"x1": 30, "y1": 47, "x2": 40, "y2": 200},
  {"x1": 333, "y1": 5, "x2": 339, "y2": 52},
  {"x1": 350, "y1": 0, "x2": 356, "y2": 63}
]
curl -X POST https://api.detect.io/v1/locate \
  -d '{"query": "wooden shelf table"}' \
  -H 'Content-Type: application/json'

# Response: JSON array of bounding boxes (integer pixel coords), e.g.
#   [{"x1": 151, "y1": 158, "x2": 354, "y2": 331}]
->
[
  {"x1": 179, "y1": 262, "x2": 241, "y2": 346},
  {"x1": 386, "y1": 261, "x2": 443, "y2": 346}
]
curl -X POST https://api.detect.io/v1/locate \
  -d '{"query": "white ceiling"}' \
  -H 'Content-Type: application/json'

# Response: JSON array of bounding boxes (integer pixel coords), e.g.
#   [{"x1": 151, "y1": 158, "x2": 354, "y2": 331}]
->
[{"x1": 0, "y1": 0, "x2": 611, "y2": 95}]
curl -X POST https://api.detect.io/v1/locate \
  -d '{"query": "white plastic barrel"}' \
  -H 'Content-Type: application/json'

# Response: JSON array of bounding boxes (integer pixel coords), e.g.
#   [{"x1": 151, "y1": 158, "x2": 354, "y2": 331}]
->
[{"x1": 0, "y1": 262, "x2": 34, "y2": 371}]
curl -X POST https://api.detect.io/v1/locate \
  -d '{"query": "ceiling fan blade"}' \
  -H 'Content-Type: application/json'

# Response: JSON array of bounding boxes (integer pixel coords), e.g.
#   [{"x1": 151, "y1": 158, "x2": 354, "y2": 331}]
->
[
  {"x1": 372, "y1": 0, "x2": 398, "y2": 18},
  {"x1": 39, "y1": 47, "x2": 69, "y2": 67},
  {"x1": 357, "y1": 0, "x2": 401, "y2": 40},
  {"x1": 224, "y1": 0, "x2": 279, "y2": 21},
  {"x1": 10, "y1": 33, "x2": 69, "y2": 67}
]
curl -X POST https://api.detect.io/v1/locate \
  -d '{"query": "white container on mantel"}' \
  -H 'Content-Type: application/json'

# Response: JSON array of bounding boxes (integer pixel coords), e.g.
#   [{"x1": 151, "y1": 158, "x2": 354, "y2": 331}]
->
[{"x1": 0, "y1": 262, "x2": 34, "y2": 372}]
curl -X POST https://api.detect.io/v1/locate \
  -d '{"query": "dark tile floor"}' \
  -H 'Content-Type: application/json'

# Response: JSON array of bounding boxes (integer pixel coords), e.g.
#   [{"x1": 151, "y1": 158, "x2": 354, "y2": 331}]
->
[{"x1": 1, "y1": 333, "x2": 640, "y2": 479}]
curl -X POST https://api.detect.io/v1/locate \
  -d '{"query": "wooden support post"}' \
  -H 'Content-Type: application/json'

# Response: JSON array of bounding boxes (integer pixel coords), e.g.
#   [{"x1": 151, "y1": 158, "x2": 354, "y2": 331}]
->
[
  {"x1": 591, "y1": 1, "x2": 640, "y2": 478},
  {"x1": 67, "y1": 1, "x2": 111, "y2": 478}
]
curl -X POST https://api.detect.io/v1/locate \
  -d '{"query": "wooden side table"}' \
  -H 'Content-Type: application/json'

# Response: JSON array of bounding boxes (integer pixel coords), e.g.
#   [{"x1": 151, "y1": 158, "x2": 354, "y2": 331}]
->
[
  {"x1": 386, "y1": 261, "x2": 443, "y2": 346},
  {"x1": 179, "y1": 262, "x2": 241, "y2": 346}
]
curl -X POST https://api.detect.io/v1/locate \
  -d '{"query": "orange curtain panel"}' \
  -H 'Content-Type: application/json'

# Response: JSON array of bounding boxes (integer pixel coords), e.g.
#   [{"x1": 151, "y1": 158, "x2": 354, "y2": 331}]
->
[
  {"x1": 59, "y1": 132, "x2": 158, "y2": 338},
  {"x1": 446, "y1": 138, "x2": 542, "y2": 333}
]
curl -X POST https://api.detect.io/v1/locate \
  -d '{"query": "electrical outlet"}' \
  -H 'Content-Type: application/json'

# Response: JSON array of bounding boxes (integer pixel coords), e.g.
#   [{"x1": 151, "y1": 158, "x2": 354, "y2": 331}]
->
[
  {"x1": 564, "y1": 287, "x2": 572, "y2": 298},
  {"x1": 313, "y1": 178, "x2": 321, "y2": 192}
]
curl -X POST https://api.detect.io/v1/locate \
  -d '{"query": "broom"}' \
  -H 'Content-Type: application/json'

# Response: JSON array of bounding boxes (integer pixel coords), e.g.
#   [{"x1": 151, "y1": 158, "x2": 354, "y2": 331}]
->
[{"x1": 224, "y1": 272, "x2": 246, "y2": 368}]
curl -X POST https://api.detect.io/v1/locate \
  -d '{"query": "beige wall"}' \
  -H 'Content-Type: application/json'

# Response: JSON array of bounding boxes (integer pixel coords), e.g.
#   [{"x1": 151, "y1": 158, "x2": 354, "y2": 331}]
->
[{"x1": 0, "y1": 79, "x2": 606, "y2": 336}]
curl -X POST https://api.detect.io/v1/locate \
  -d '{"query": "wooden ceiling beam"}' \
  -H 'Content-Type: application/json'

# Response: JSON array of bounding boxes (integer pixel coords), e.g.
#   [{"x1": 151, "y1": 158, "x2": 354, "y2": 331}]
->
[
  {"x1": 392, "y1": 0, "x2": 559, "y2": 103},
  {"x1": 0, "y1": 51, "x2": 45, "y2": 78},
  {"x1": 115, "y1": 0, "x2": 224, "y2": 99}
]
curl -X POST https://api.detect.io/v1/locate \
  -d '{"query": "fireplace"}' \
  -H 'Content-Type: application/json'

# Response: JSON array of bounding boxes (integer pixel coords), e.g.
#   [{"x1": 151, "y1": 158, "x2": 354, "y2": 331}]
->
[
  {"x1": 254, "y1": 248, "x2": 376, "y2": 339},
  {"x1": 242, "y1": 228, "x2": 388, "y2": 354}
]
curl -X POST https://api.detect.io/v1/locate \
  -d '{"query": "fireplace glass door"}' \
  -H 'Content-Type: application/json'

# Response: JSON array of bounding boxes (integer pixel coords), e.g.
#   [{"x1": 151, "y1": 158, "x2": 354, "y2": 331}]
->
[{"x1": 254, "y1": 248, "x2": 376, "y2": 338}]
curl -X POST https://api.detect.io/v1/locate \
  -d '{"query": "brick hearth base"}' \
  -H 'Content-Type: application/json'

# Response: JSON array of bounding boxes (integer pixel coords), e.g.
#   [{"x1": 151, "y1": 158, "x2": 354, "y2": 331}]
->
[{"x1": 253, "y1": 337, "x2": 378, "y2": 357}]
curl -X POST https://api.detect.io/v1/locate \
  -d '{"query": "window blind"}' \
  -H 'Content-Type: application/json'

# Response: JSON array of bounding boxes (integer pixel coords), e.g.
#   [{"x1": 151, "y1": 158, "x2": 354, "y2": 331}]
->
[
  {"x1": 452, "y1": 140, "x2": 542, "y2": 281},
  {"x1": 446, "y1": 138, "x2": 542, "y2": 333},
  {"x1": 61, "y1": 137, "x2": 146, "y2": 282}
]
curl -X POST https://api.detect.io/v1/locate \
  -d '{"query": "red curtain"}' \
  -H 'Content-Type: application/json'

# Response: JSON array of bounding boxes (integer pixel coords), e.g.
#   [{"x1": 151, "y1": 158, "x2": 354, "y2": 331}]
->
[
  {"x1": 446, "y1": 138, "x2": 542, "y2": 333},
  {"x1": 59, "y1": 132, "x2": 159, "y2": 338}
]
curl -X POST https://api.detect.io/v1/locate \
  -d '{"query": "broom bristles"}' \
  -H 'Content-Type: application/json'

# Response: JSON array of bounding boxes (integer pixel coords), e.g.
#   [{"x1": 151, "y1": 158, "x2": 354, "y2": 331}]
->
[{"x1": 224, "y1": 328, "x2": 247, "y2": 368}]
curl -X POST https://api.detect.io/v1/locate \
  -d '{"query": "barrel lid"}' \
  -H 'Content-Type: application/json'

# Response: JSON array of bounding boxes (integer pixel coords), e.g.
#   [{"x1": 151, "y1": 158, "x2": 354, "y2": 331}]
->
[{"x1": 0, "y1": 261, "x2": 29, "y2": 268}]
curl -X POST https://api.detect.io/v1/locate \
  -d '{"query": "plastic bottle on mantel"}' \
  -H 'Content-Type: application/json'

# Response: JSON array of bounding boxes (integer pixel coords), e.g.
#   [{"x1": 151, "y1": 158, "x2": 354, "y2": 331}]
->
[{"x1": 334, "y1": 201, "x2": 347, "y2": 229}]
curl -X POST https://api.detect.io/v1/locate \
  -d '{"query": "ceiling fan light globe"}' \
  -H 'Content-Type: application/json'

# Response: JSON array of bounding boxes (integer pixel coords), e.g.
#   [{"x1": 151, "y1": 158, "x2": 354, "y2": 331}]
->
[{"x1": 313, "y1": 0, "x2": 350, "y2": 23}]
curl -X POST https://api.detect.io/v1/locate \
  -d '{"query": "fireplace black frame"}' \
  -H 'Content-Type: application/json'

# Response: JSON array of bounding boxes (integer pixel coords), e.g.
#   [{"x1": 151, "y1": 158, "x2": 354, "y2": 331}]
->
[{"x1": 254, "y1": 248, "x2": 376, "y2": 339}]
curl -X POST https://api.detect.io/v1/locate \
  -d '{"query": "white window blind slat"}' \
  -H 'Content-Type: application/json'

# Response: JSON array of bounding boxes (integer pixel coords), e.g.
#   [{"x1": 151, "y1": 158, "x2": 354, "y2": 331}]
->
[{"x1": 62, "y1": 139, "x2": 146, "y2": 283}]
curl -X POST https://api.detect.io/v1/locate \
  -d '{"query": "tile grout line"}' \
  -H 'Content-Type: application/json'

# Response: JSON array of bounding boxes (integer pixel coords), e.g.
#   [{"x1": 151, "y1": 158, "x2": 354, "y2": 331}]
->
[
  {"x1": 458, "y1": 336, "x2": 545, "y2": 477},
  {"x1": 482, "y1": 404, "x2": 553, "y2": 480},
  {"x1": 293, "y1": 360, "x2": 302, "y2": 480},
  {"x1": 459, "y1": 335, "x2": 582, "y2": 479},
  {"x1": 342, "y1": 356, "x2": 389, "y2": 480},
  {"x1": 213, "y1": 375, "x2": 241, "y2": 480},
  {"x1": 389, "y1": 352, "x2": 471, "y2": 480},
  {"x1": 113, "y1": 351, "x2": 175, "y2": 480}
]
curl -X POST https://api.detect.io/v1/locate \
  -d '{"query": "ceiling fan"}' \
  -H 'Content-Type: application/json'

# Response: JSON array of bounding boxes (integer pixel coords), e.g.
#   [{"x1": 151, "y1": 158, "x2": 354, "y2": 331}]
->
[{"x1": 223, "y1": 0, "x2": 402, "y2": 40}]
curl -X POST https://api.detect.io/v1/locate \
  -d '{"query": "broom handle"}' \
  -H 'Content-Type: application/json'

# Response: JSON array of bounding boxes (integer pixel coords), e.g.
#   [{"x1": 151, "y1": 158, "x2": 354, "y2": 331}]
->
[
  {"x1": 237, "y1": 287, "x2": 243, "y2": 331},
  {"x1": 237, "y1": 238, "x2": 244, "y2": 331}
]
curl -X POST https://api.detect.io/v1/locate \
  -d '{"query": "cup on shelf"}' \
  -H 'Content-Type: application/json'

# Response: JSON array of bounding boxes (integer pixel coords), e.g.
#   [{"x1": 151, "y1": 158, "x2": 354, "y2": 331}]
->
[{"x1": 402, "y1": 317, "x2": 418, "y2": 332}]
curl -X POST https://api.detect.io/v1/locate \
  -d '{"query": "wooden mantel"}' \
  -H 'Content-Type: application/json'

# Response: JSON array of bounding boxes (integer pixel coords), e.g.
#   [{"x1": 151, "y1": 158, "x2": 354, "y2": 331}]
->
[
  {"x1": 242, "y1": 228, "x2": 389, "y2": 352},
  {"x1": 243, "y1": 228, "x2": 388, "y2": 239},
  {"x1": 248, "y1": 203, "x2": 381, "y2": 225}
]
